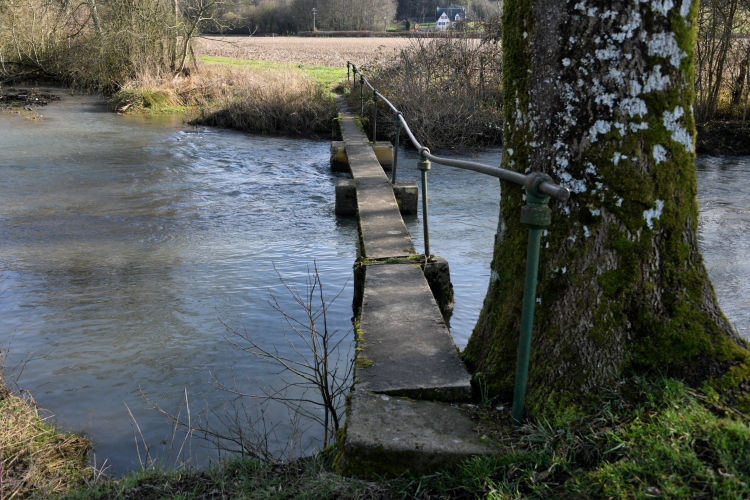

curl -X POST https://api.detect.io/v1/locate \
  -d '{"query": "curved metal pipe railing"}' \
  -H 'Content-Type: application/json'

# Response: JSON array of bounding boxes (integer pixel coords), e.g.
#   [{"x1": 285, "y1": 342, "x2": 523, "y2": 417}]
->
[{"x1": 346, "y1": 61, "x2": 571, "y2": 425}]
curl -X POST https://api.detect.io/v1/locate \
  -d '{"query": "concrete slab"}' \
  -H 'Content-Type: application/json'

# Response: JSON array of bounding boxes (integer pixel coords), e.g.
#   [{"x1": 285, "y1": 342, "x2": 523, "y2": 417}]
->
[
  {"x1": 338, "y1": 391, "x2": 498, "y2": 477},
  {"x1": 356, "y1": 263, "x2": 471, "y2": 401},
  {"x1": 339, "y1": 116, "x2": 370, "y2": 145},
  {"x1": 347, "y1": 143, "x2": 415, "y2": 258}
]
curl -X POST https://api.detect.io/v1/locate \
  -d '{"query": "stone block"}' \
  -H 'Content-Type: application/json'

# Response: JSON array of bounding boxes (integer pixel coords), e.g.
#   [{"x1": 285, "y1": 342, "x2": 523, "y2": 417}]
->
[
  {"x1": 335, "y1": 179, "x2": 357, "y2": 216},
  {"x1": 393, "y1": 180, "x2": 418, "y2": 215},
  {"x1": 371, "y1": 141, "x2": 393, "y2": 170},
  {"x1": 423, "y1": 256, "x2": 454, "y2": 323},
  {"x1": 330, "y1": 141, "x2": 349, "y2": 172},
  {"x1": 355, "y1": 263, "x2": 470, "y2": 401},
  {"x1": 337, "y1": 391, "x2": 499, "y2": 478}
]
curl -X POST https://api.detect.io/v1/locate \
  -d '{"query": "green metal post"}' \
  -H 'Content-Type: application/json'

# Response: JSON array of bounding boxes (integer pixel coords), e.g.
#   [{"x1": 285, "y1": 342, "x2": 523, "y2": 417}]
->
[
  {"x1": 512, "y1": 173, "x2": 552, "y2": 426},
  {"x1": 392, "y1": 116, "x2": 402, "y2": 184},
  {"x1": 418, "y1": 155, "x2": 431, "y2": 259},
  {"x1": 360, "y1": 76, "x2": 364, "y2": 117},
  {"x1": 372, "y1": 93, "x2": 378, "y2": 142}
]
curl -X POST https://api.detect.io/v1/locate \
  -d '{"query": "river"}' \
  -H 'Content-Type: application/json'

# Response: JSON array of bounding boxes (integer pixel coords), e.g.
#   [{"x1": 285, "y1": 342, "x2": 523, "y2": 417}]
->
[{"x1": 0, "y1": 91, "x2": 747, "y2": 474}]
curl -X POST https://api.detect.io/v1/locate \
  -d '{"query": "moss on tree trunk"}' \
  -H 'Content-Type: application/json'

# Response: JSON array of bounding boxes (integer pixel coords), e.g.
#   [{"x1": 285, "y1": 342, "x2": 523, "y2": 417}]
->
[{"x1": 464, "y1": 0, "x2": 750, "y2": 420}]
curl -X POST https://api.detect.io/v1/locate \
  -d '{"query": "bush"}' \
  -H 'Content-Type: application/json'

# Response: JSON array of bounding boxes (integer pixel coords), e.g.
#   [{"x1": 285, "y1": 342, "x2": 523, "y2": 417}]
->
[
  {"x1": 347, "y1": 34, "x2": 503, "y2": 152},
  {"x1": 192, "y1": 69, "x2": 338, "y2": 136}
]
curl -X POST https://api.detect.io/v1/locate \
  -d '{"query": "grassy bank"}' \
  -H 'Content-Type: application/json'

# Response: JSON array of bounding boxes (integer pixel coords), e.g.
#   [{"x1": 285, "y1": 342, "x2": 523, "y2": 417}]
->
[
  {"x1": 0, "y1": 376, "x2": 91, "y2": 498},
  {"x1": 106, "y1": 59, "x2": 340, "y2": 136},
  {"x1": 50, "y1": 375, "x2": 750, "y2": 499}
]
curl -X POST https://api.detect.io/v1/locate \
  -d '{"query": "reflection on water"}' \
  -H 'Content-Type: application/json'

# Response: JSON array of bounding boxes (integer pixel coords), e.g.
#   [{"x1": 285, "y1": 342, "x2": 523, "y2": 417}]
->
[
  {"x1": 695, "y1": 156, "x2": 750, "y2": 339},
  {"x1": 398, "y1": 149, "x2": 501, "y2": 348},
  {"x1": 0, "y1": 93, "x2": 358, "y2": 474},
  {"x1": 1, "y1": 92, "x2": 748, "y2": 474}
]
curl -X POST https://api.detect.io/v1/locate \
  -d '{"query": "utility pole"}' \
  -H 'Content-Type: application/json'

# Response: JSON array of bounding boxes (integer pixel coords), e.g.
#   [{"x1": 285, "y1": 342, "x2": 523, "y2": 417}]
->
[{"x1": 312, "y1": 7, "x2": 317, "y2": 31}]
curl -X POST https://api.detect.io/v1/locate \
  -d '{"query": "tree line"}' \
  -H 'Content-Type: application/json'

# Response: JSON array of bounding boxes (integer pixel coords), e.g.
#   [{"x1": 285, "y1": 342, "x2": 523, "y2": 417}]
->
[{"x1": 204, "y1": 0, "x2": 501, "y2": 34}]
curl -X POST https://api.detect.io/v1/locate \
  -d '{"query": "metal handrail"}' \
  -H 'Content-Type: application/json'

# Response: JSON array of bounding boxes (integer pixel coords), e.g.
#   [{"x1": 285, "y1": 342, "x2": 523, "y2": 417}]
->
[
  {"x1": 346, "y1": 61, "x2": 571, "y2": 425},
  {"x1": 348, "y1": 62, "x2": 569, "y2": 203}
]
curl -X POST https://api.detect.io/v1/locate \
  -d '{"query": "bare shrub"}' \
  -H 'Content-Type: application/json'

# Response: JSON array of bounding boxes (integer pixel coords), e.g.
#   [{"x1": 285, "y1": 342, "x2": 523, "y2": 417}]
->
[
  {"x1": 0, "y1": 0, "x2": 177, "y2": 90},
  {"x1": 141, "y1": 263, "x2": 352, "y2": 461},
  {"x1": 192, "y1": 66, "x2": 338, "y2": 135},
  {"x1": 349, "y1": 34, "x2": 503, "y2": 152}
]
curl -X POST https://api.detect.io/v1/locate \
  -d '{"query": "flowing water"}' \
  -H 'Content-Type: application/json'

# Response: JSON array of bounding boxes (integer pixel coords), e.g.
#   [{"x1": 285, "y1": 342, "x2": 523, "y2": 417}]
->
[{"x1": 0, "y1": 91, "x2": 748, "y2": 474}]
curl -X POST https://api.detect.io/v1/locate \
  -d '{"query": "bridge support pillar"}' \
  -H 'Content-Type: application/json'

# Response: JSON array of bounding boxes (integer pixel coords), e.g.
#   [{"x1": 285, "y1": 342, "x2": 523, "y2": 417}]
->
[
  {"x1": 371, "y1": 141, "x2": 393, "y2": 170},
  {"x1": 393, "y1": 180, "x2": 418, "y2": 215},
  {"x1": 330, "y1": 141, "x2": 349, "y2": 172},
  {"x1": 422, "y1": 256, "x2": 454, "y2": 323},
  {"x1": 335, "y1": 179, "x2": 357, "y2": 215}
]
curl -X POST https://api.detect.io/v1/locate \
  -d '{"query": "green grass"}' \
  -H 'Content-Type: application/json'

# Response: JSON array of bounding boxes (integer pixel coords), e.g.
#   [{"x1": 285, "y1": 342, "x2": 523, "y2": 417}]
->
[
  {"x1": 200, "y1": 56, "x2": 347, "y2": 91},
  {"x1": 60, "y1": 375, "x2": 750, "y2": 499}
]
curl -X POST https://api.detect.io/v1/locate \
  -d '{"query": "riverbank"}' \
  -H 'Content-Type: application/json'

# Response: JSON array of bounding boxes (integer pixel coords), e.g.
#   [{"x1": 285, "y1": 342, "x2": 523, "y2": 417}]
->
[
  {"x1": 696, "y1": 121, "x2": 750, "y2": 155},
  {"x1": 0, "y1": 371, "x2": 91, "y2": 498},
  {"x1": 45, "y1": 375, "x2": 750, "y2": 498}
]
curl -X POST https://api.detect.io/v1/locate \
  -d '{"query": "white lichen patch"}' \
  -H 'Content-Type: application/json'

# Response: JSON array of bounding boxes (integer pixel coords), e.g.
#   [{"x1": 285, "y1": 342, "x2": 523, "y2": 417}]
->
[
  {"x1": 643, "y1": 199, "x2": 665, "y2": 229},
  {"x1": 620, "y1": 97, "x2": 648, "y2": 117},
  {"x1": 647, "y1": 32, "x2": 687, "y2": 68},
  {"x1": 643, "y1": 65, "x2": 670, "y2": 93},
  {"x1": 589, "y1": 120, "x2": 613, "y2": 142},
  {"x1": 595, "y1": 46, "x2": 621, "y2": 61},
  {"x1": 650, "y1": 0, "x2": 674, "y2": 16},
  {"x1": 559, "y1": 171, "x2": 587, "y2": 193},
  {"x1": 652, "y1": 144, "x2": 668, "y2": 163},
  {"x1": 662, "y1": 106, "x2": 693, "y2": 152},
  {"x1": 680, "y1": 0, "x2": 692, "y2": 17}
]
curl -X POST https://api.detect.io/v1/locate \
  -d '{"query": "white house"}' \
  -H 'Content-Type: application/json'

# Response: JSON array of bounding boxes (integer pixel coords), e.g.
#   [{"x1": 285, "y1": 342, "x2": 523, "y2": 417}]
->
[
  {"x1": 436, "y1": 12, "x2": 451, "y2": 30},
  {"x1": 435, "y1": 6, "x2": 465, "y2": 30}
]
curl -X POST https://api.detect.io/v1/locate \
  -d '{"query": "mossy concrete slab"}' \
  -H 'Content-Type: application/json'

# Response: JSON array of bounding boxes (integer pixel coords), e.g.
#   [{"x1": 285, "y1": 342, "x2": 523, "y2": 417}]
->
[
  {"x1": 339, "y1": 115, "x2": 370, "y2": 145},
  {"x1": 356, "y1": 263, "x2": 471, "y2": 401},
  {"x1": 338, "y1": 391, "x2": 498, "y2": 478}
]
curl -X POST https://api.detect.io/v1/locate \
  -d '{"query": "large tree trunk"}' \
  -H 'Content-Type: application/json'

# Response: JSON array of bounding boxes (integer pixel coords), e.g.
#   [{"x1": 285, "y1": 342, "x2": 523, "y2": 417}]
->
[{"x1": 463, "y1": 0, "x2": 750, "y2": 419}]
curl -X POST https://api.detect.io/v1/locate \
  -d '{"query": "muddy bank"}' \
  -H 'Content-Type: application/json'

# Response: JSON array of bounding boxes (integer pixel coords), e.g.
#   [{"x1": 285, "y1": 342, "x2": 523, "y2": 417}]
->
[
  {"x1": 0, "y1": 87, "x2": 60, "y2": 109},
  {"x1": 696, "y1": 121, "x2": 750, "y2": 155}
]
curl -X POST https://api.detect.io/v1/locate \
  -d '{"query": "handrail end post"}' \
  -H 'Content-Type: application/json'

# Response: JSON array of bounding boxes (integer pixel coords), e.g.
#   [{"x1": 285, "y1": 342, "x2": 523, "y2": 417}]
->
[
  {"x1": 512, "y1": 173, "x2": 552, "y2": 426},
  {"x1": 418, "y1": 154, "x2": 431, "y2": 259}
]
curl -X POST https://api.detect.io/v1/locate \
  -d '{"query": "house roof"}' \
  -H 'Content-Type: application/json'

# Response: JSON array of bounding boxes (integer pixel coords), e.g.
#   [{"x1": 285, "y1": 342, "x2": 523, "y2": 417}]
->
[{"x1": 436, "y1": 7, "x2": 465, "y2": 20}]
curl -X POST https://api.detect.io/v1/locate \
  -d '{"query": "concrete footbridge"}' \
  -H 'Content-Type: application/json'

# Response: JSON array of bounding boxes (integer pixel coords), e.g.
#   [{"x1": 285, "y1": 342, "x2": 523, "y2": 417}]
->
[{"x1": 333, "y1": 63, "x2": 570, "y2": 477}]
